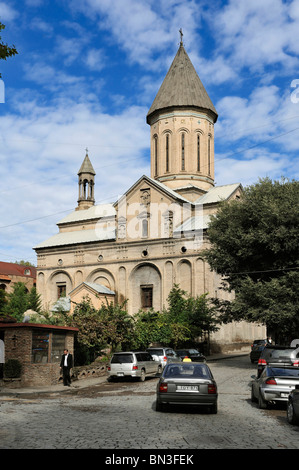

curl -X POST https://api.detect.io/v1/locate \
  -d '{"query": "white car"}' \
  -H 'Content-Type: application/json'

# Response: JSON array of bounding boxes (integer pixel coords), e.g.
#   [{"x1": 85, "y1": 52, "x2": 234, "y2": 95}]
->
[
  {"x1": 107, "y1": 351, "x2": 162, "y2": 381},
  {"x1": 146, "y1": 347, "x2": 181, "y2": 369}
]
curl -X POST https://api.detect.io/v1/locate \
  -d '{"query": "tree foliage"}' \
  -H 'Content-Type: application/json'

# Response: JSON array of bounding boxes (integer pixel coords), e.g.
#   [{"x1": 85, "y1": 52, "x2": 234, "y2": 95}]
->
[
  {"x1": 133, "y1": 285, "x2": 219, "y2": 349},
  {"x1": 0, "y1": 21, "x2": 18, "y2": 78},
  {"x1": 2, "y1": 282, "x2": 42, "y2": 321},
  {"x1": 203, "y1": 177, "x2": 299, "y2": 341}
]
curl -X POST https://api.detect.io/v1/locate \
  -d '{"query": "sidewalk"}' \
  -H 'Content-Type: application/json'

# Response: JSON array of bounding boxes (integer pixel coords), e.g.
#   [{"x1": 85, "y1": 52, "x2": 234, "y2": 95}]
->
[{"x1": 0, "y1": 352, "x2": 249, "y2": 397}]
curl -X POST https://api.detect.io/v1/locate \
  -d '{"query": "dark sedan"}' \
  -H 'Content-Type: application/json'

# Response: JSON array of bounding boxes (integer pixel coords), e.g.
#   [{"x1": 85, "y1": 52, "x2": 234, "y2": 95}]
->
[
  {"x1": 250, "y1": 339, "x2": 267, "y2": 363},
  {"x1": 287, "y1": 384, "x2": 299, "y2": 425},
  {"x1": 251, "y1": 365, "x2": 299, "y2": 409},
  {"x1": 156, "y1": 362, "x2": 218, "y2": 413},
  {"x1": 175, "y1": 349, "x2": 206, "y2": 362}
]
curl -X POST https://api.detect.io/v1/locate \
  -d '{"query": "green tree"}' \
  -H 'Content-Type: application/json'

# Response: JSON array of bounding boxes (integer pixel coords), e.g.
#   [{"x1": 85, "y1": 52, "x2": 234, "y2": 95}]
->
[
  {"x1": 4, "y1": 282, "x2": 29, "y2": 320},
  {"x1": 98, "y1": 299, "x2": 134, "y2": 352},
  {"x1": 133, "y1": 309, "x2": 172, "y2": 349},
  {"x1": 0, "y1": 288, "x2": 7, "y2": 313},
  {"x1": 203, "y1": 177, "x2": 299, "y2": 342},
  {"x1": 0, "y1": 21, "x2": 18, "y2": 78},
  {"x1": 133, "y1": 285, "x2": 219, "y2": 349},
  {"x1": 70, "y1": 297, "x2": 106, "y2": 356},
  {"x1": 27, "y1": 286, "x2": 42, "y2": 313}
]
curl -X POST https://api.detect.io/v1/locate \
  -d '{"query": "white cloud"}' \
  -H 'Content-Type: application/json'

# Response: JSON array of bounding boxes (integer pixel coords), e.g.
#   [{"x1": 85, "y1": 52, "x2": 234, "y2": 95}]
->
[
  {"x1": 212, "y1": 0, "x2": 299, "y2": 73},
  {"x1": 0, "y1": 2, "x2": 18, "y2": 21}
]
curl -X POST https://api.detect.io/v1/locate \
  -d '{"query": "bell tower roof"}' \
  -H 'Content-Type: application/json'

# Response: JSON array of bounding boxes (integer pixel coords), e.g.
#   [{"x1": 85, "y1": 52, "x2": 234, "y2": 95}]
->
[
  {"x1": 78, "y1": 149, "x2": 96, "y2": 176},
  {"x1": 147, "y1": 40, "x2": 218, "y2": 124}
]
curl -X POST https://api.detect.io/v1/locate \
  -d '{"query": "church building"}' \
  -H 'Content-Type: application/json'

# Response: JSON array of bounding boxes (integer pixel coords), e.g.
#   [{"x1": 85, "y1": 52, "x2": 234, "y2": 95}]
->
[{"x1": 34, "y1": 39, "x2": 265, "y2": 352}]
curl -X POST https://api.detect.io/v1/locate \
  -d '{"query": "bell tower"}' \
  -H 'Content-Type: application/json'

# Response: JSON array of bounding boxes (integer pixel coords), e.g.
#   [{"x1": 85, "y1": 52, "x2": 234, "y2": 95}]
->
[
  {"x1": 147, "y1": 32, "x2": 218, "y2": 201},
  {"x1": 76, "y1": 150, "x2": 96, "y2": 211}
]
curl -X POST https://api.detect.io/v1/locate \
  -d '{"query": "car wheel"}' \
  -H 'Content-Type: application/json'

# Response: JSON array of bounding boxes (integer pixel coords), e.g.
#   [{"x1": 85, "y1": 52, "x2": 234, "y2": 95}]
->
[
  {"x1": 251, "y1": 385, "x2": 257, "y2": 403},
  {"x1": 258, "y1": 391, "x2": 268, "y2": 409},
  {"x1": 155, "y1": 399, "x2": 164, "y2": 412},
  {"x1": 210, "y1": 402, "x2": 218, "y2": 414},
  {"x1": 287, "y1": 400, "x2": 299, "y2": 425},
  {"x1": 139, "y1": 369, "x2": 145, "y2": 382}
]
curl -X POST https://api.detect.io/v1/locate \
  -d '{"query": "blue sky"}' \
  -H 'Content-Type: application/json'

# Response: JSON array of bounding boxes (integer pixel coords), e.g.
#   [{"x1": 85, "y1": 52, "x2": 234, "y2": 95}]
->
[{"x1": 0, "y1": 0, "x2": 299, "y2": 265}]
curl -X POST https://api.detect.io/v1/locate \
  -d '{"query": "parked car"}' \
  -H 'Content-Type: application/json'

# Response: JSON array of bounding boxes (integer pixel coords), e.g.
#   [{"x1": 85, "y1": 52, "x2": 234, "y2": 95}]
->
[
  {"x1": 146, "y1": 347, "x2": 181, "y2": 369},
  {"x1": 175, "y1": 349, "x2": 206, "y2": 362},
  {"x1": 257, "y1": 345, "x2": 299, "y2": 376},
  {"x1": 250, "y1": 340, "x2": 267, "y2": 363},
  {"x1": 155, "y1": 362, "x2": 218, "y2": 413},
  {"x1": 107, "y1": 351, "x2": 162, "y2": 382},
  {"x1": 251, "y1": 365, "x2": 299, "y2": 409},
  {"x1": 287, "y1": 385, "x2": 299, "y2": 425}
]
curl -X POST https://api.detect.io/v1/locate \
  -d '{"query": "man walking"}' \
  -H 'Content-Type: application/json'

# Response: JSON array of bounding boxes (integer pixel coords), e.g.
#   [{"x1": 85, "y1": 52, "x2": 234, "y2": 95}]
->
[{"x1": 60, "y1": 349, "x2": 73, "y2": 386}]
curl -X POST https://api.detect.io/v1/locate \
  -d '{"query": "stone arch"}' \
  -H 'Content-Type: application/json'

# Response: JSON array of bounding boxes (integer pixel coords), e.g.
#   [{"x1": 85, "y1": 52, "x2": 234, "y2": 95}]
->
[
  {"x1": 129, "y1": 262, "x2": 162, "y2": 314},
  {"x1": 87, "y1": 268, "x2": 115, "y2": 291},
  {"x1": 177, "y1": 259, "x2": 192, "y2": 294},
  {"x1": 48, "y1": 270, "x2": 73, "y2": 304}
]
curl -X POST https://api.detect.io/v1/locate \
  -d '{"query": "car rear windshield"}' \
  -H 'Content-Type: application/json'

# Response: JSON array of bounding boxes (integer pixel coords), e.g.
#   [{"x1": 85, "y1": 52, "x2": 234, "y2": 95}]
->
[
  {"x1": 147, "y1": 349, "x2": 163, "y2": 356},
  {"x1": 111, "y1": 354, "x2": 134, "y2": 363},
  {"x1": 164, "y1": 364, "x2": 211, "y2": 379},
  {"x1": 270, "y1": 349, "x2": 297, "y2": 359},
  {"x1": 269, "y1": 367, "x2": 299, "y2": 377}
]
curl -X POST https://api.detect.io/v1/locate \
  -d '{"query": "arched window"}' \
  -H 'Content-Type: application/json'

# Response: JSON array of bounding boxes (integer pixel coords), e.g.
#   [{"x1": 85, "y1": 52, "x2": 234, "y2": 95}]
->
[
  {"x1": 165, "y1": 133, "x2": 169, "y2": 172},
  {"x1": 181, "y1": 133, "x2": 185, "y2": 170},
  {"x1": 208, "y1": 136, "x2": 211, "y2": 175},
  {"x1": 142, "y1": 219, "x2": 148, "y2": 238},
  {"x1": 197, "y1": 134, "x2": 200, "y2": 171},
  {"x1": 154, "y1": 135, "x2": 158, "y2": 177}
]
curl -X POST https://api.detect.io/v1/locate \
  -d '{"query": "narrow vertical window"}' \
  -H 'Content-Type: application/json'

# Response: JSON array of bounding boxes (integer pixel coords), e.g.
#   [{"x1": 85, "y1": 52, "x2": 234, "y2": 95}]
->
[
  {"x1": 166, "y1": 134, "x2": 169, "y2": 172},
  {"x1": 154, "y1": 136, "x2": 158, "y2": 177},
  {"x1": 181, "y1": 133, "x2": 185, "y2": 170},
  {"x1": 197, "y1": 134, "x2": 200, "y2": 171},
  {"x1": 142, "y1": 218, "x2": 148, "y2": 238},
  {"x1": 141, "y1": 286, "x2": 153, "y2": 308},
  {"x1": 208, "y1": 137, "x2": 211, "y2": 175}
]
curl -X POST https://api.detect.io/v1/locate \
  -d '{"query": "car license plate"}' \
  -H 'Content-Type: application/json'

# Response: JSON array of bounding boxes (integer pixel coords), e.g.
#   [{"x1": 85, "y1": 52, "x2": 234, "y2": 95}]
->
[
  {"x1": 176, "y1": 385, "x2": 198, "y2": 392},
  {"x1": 281, "y1": 392, "x2": 289, "y2": 398},
  {"x1": 117, "y1": 372, "x2": 124, "y2": 376}
]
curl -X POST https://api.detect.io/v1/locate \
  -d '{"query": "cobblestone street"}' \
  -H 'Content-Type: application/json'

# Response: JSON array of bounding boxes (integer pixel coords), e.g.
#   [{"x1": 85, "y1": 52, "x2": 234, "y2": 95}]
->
[{"x1": 1, "y1": 355, "x2": 299, "y2": 450}]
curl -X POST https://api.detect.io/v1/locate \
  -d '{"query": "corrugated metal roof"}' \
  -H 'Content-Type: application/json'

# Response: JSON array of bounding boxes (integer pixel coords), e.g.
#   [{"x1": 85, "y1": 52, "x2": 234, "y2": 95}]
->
[
  {"x1": 34, "y1": 227, "x2": 115, "y2": 249},
  {"x1": 69, "y1": 282, "x2": 115, "y2": 296},
  {"x1": 57, "y1": 204, "x2": 115, "y2": 225},
  {"x1": 195, "y1": 183, "x2": 242, "y2": 205},
  {"x1": 174, "y1": 215, "x2": 211, "y2": 232}
]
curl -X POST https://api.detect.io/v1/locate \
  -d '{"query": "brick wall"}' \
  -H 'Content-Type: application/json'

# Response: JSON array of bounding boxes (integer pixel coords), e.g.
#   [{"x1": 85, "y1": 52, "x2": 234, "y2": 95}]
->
[{"x1": 1, "y1": 325, "x2": 76, "y2": 387}]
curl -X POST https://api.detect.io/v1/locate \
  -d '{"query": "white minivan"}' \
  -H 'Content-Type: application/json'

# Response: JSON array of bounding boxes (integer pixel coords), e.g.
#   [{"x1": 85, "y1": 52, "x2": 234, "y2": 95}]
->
[{"x1": 107, "y1": 351, "x2": 162, "y2": 381}]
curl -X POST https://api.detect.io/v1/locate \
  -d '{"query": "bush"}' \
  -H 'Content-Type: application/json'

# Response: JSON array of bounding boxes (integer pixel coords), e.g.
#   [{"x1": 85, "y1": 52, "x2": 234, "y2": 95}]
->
[{"x1": 4, "y1": 359, "x2": 22, "y2": 378}]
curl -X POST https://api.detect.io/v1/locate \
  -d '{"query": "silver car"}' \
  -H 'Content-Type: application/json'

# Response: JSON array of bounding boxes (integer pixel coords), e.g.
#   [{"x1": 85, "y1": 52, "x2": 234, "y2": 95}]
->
[
  {"x1": 251, "y1": 365, "x2": 299, "y2": 409},
  {"x1": 146, "y1": 347, "x2": 181, "y2": 369},
  {"x1": 107, "y1": 351, "x2": 162, "y2": 382},
  {"x1": 287, "y1": 384, "x2": 299, "y2": 425},
  {"x1": 155, "y1": 362, "x2": 218, "y2": 413}
]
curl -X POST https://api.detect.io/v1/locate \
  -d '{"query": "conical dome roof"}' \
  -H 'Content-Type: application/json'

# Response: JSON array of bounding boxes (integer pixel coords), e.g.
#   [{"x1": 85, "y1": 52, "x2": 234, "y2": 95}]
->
[
  {"x1": 147, "y1": 43, "x2": 218, "y2": 123},
  {"x1": 78, "y1": 152, "x2": 96, "y2": 175}
]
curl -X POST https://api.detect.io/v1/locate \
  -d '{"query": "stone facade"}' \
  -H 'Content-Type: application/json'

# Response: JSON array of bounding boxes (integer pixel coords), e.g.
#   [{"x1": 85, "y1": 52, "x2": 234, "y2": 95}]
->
[{"x1": 33, "y1": 42, "x2": 266, "y2": 352}]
